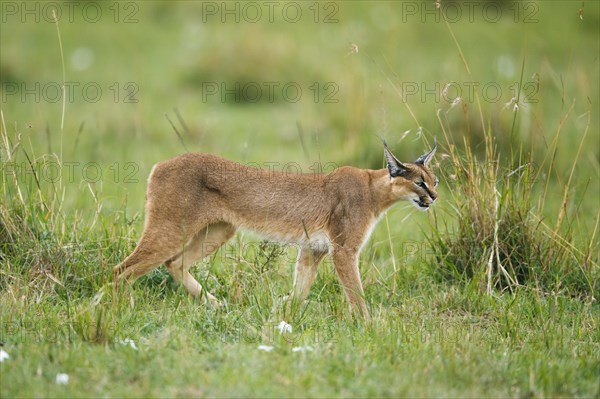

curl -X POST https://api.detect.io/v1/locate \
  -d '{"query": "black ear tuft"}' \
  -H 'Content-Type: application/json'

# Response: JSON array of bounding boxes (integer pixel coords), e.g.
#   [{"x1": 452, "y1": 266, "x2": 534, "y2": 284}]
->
[
  {"x1": 415, "y1": 137, "x2": 437, "y2": 166},
  {"x1": 383, "y1": 141, "x2": 408, "y2": 177}
]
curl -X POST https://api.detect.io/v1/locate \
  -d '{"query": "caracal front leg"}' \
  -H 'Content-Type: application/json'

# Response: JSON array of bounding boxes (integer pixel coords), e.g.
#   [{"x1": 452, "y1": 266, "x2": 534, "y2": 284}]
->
[
  {"x1": 332, "y1": 248, "x2": 368, "y2": 318},
  {"x1": 293, "y1": 248, "x2": 327, "y2": 302},
  {"x1": 165, "y1": 222, "x2": 235, "y2": 306}
]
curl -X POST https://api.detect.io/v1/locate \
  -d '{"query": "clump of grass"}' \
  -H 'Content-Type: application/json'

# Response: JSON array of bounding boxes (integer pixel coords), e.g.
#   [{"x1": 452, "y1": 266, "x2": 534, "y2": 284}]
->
[
  {"x1": 425, "y1": 19, "x2": 598, "y2": 299},
  {"x1": 0, "y1": 120, "x2": 129, "y2": 297},
  {"x1": 428, "y1": 124, "x2": 598, "y2": 299}
]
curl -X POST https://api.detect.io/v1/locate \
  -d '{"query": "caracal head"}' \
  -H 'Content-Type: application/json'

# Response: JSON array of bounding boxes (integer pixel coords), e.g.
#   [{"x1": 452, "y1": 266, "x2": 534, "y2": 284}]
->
[{"x1": 383, "y1": 139, "x2": 438, "y2": 211}]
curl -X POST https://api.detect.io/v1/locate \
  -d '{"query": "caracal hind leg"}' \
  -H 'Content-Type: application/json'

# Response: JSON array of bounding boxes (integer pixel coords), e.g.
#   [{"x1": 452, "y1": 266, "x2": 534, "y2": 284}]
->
[
  {"x1": 165, "y1": 222, "x2": 236, "y2": 306},
  {"x1": 113, "y1": 222, "x2": 191, "y2": 287},
  {"x1": 332, "y1": 248, "x2": 368, "y2": 318},
  {"x1": 293, "y1": 248, "x2": 327, "y2": 302}
]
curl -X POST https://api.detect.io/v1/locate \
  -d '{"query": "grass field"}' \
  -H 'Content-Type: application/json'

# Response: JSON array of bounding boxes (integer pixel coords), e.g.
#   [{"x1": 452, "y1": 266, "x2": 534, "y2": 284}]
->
[{"x1": 1, "y1": 1, "x2": 599, "y2": 397}]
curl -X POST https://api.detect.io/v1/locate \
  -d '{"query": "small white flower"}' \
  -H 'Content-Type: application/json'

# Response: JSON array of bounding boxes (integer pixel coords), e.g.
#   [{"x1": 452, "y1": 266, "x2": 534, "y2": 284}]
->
[
  {"x1": 119, "y1": 338, "x2": 138, "y2": 350},
  {"x1": 257, "y1": 345, "x2": 274, "y2": 352},
  {"x1": 56, "y1": 373, "x2": 69, "y2": 385},
  {"x1": 277, "y1": 321, "x2": 292, "y2": 334},
  {"x1": 292, "y1": 346, "x2": 314, "y2": 353},
  {"x1": 0, "y1": 349, "x2": 9, "y2": 362}
]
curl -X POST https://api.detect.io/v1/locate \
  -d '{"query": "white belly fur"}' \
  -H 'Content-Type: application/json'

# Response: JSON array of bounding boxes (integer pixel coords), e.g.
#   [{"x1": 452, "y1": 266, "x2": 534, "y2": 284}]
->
[{"x1": 241, "y1": 226, "x2": 333, "y2": 254}]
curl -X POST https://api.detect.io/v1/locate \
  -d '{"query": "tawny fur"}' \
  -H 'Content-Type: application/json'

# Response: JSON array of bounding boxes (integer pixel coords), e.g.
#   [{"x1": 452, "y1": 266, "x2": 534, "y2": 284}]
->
[{"x1": 113, "y1": 144, "x2": 437, "y2": 317}]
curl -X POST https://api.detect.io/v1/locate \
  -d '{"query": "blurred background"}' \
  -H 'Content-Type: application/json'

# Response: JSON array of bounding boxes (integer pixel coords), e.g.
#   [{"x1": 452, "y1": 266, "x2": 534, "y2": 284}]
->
[{"x1": 1, "y1": 0, "x2": 598, "y2": 232}]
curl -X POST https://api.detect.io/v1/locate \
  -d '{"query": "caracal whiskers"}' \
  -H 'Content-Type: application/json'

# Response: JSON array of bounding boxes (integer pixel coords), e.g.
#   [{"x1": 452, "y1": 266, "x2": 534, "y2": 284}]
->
[{"x1": 113, "y1": 140, "x2": 438, "y2": 317}]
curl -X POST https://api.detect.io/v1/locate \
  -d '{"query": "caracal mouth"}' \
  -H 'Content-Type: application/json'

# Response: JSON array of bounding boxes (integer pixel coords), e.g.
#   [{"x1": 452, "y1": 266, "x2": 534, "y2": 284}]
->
[{"x1": 412, "y1": 199, "x2": 430, "y2": 211}]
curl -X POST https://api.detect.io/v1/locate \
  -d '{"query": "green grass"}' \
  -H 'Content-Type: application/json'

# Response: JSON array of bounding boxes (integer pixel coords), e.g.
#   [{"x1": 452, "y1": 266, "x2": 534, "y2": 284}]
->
[
  {"x1": 2, "y1": 264, "x2": 598, "y2": 397},
  {"x1": 1, "y1": 1, "x2": 599, "y2": 397}
]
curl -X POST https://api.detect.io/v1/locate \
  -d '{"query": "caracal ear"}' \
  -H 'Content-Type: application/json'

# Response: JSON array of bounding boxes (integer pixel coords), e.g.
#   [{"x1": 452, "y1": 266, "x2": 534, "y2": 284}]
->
[
  {"x1": 415, "y1": 137, "x2": 437, "y2": 167},
  {"x1": 383, "y1": 140, "x2": 408, "y2": 178}
]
